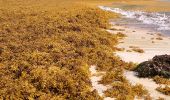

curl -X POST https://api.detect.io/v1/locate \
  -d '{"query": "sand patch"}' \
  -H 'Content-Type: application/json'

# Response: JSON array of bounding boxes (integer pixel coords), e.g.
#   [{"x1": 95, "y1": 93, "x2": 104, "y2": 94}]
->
[
  {"x1": 111, "y1": 25, "x2": 170, "y2": 64},
  {"x1": 89, "y1": 66, "x2": 115, "y2": 99},
  {"x1": 124, "y1": 71, "x2": 170, "y2": 99}
]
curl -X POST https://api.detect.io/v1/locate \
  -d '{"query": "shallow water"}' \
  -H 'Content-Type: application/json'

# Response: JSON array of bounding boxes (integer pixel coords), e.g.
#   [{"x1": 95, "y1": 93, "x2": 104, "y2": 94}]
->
[
  {"x1": 99, "y1": 6, "x2": 170, "y2": 36},
  {"x1": 159, "y1": 0, "x2": 170, "y2": 1}
]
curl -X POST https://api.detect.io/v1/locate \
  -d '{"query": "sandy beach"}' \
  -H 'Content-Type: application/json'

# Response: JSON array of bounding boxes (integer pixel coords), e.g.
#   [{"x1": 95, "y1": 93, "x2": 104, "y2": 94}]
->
[
  {"x1": 108, "y1": 25, "x2": 170, "y2": 64},
  {"x1": 89, "y1": 23, "x2": 170, "y2": 99},
  {"x1": 108, "y1": 23, "x2": 170, "y2": 99}
]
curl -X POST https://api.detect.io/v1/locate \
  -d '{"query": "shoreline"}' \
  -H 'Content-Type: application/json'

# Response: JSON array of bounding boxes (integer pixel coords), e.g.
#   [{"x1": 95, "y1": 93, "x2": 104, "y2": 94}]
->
[
  {"x1": 96, "y1": 0, "x2": 170, "y2": 98},
  {"x1": 109, "y1": 22, "x2": 170, "y2": 99},
  {"x1": 89, "y1": 20, "x2": 170, "y2": 99}
]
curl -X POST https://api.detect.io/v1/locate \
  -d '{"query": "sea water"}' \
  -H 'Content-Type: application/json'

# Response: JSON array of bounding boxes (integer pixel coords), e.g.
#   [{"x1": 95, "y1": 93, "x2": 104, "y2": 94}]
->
[
  {"x1": 99, "y1": 6, "x2": 170, "y2": 35},
  {"x1": 160, "y1": 0, "x2": 170, "y2": 1}
]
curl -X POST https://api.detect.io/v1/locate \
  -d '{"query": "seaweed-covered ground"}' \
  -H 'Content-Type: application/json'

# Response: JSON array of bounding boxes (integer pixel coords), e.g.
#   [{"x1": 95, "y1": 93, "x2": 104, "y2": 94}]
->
[
  {"x1": 0, "y1": 0, "x2": 134, "y2": 99},
  {"x1": 0, "y1": 0, "x2": 165, "y2": 99}
]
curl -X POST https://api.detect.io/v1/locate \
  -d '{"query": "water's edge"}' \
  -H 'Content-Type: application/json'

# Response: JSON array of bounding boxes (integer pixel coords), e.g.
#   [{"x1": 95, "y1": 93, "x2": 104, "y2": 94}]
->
[{"x1": 99, "y1": 6, "x2": 170, "y2": 36}]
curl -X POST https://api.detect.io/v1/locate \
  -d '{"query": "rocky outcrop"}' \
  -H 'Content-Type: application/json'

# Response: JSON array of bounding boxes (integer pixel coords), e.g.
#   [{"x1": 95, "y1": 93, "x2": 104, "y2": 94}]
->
[{"x1": 134, "y1": 55, "x2": 170, "y2": 78}]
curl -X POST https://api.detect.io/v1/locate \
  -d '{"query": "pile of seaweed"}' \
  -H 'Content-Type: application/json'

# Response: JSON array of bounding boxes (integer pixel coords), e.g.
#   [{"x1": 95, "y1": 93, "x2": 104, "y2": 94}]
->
[
  {"x1": 0, "y1": 0, "x2": 150, "y2": 99},
  {"x1": 0, "y1": 0, "x2": 121, "y2": 99}
]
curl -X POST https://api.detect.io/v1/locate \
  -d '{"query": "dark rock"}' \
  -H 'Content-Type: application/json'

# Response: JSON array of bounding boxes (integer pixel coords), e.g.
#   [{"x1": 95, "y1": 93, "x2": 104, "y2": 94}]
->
[{"x1": 134, "y1": 55, "x2": 170, "y2": 78}]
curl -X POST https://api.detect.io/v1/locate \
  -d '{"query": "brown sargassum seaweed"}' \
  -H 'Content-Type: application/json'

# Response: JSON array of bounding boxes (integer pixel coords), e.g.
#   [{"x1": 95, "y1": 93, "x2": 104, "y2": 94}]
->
[{"x1": 0, "y1": 0, "x2": 149, "y2": 99}]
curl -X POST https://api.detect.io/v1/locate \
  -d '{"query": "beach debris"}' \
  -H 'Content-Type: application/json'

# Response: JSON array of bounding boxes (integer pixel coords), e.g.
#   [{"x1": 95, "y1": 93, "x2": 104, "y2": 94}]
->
[
  {"x1": 152, "y1": 41, "x2": 155, "y2": 43},
  {"x1": 119, "y1": 41, "x2": 124, "y2": 43},
  {"x1": 115, "y1": 47, "x2": 125, "y2": 51},
  {"x1": 156, "y1": 33, "x2": 163, "y2": 37},
  {"x1": 151, "y1": 37, "x2": 154, "y2": 40},
  {"x1": 132, "y1": 48, "x2": 144, "y2": 53},
  {"x1": 116, "y1": 32, "x2": 127, "y2": 37},
  {"x1": 118, "y1": 29, "x2": 125, "y2": 31},
  {"x1": 129, "y1": 46, "x2": 139, "y2": 48},
  {"x1": 156, "y1": 86, "x2": 170, "y2": 96},
  {"x1": 156, "y1": 37, "x2": 163, "y2": 40},
  {"x1": 126, "y1": 50, "x2": 132, "y2": 52},
  {"x1": 110, "y1": 28, "x2": 118, "y2": 31},
  {"x1": 134, "y1": 55, "x2": 170, "y2": 78},
  {"x1": 110, "y1": 28, "x2": 125, "y2": 31},
  {"x1": 150, "y1": 33, "x2": 154, "y2": 35},
  {"x1": 129, "y1": 46, "x2": 144, "y2": 53},
  {"x1": 104, "y1": 81, "x2": 148, "y2": 100},
  {"x1": 153, "y1": 76, "x2": 170, "y2": 85}
]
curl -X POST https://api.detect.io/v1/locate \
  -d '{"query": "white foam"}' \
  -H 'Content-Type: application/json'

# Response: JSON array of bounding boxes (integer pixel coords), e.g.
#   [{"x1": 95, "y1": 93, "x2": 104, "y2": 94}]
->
[{"x1": 99, "y1": 6, "x2": 170, "y2": 31}]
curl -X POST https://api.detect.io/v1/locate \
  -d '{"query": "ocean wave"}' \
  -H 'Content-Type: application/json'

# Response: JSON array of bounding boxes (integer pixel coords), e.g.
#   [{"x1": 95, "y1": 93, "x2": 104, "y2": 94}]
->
[{"x1": 99, "y1": 6, "x2": 170, "y2": 31}]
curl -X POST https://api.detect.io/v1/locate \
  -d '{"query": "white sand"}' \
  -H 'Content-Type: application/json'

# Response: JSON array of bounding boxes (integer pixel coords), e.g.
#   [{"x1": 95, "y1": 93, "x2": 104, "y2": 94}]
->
[
  {"x1": 89, "y1": 66, "x2": 115, "y2": 100},
  {"x1": 109, "y1": 24, "x2": 170, "y2": 99},
  {"x1": 111, "y1": 25, "x2": 170, "y2": 64},
  {"x1": 89, "y1": 66, "x2": 108, "y2": 96},
  {"x1": 125, "y1": 71, "x2": 170, "y2": 100}
]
